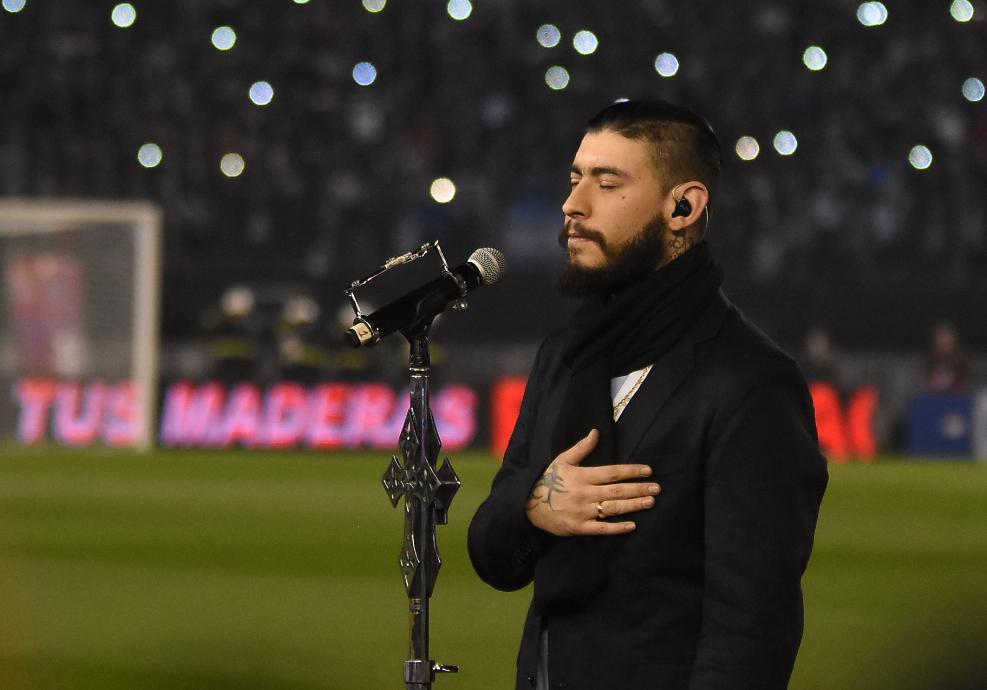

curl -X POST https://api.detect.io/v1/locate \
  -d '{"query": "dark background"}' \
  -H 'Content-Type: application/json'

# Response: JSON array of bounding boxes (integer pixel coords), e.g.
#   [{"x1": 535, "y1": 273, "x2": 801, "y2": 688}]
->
[{"x1": 2, "y1": 0, "x2": 985, "y2": 352}]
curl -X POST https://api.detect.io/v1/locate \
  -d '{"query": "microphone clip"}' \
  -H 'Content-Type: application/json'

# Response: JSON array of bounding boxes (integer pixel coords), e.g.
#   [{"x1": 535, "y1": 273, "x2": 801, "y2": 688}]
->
[{"x1": 343, "y1": 239, "x2": 455, "y2": 320}]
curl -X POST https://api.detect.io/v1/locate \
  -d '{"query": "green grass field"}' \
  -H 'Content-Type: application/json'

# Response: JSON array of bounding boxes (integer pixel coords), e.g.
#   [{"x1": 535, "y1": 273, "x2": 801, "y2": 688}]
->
[{"x1": 0, "y1": 448, "x2": 985, "y2": 690}]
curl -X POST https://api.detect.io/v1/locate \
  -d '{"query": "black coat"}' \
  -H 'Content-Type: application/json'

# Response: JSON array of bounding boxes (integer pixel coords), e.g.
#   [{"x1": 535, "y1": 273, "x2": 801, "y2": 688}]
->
[{"x1": 468, "y1": 291, "x2": 828, "y2": 690}]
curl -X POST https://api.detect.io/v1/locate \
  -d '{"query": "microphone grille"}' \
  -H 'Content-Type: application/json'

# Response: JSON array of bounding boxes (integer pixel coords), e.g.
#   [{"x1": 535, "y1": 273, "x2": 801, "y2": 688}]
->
[{"x1": 468, "y1": 247, "x2": 506, "y2": 285}]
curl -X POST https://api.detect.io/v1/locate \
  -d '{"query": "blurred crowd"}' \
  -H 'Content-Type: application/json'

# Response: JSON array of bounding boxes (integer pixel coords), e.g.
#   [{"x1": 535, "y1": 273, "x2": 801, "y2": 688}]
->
[{"x1": 1, "y1": 1, "x2": 985, "y2": 345}]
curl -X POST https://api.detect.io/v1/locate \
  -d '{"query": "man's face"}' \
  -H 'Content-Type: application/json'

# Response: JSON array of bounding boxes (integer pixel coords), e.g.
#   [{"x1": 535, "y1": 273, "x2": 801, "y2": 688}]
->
[{"x1": 558, "y1": 129, "x2": 668, "y2": 295}]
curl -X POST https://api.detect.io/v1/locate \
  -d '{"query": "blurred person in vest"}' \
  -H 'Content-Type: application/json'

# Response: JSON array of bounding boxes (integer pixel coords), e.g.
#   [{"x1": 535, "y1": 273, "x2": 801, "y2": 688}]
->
[
  {"x1": 276, "y1": 295, "x2": 329, "y2": 383},
  {"x1": 204, "y1": 285, "x2": 262, "y2": 383}
]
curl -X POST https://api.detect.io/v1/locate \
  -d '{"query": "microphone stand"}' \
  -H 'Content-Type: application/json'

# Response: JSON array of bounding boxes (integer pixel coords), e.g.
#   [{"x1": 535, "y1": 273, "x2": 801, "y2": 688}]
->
[{"x1": 382, "y1": 319, "x2": 461, "y2": 689}]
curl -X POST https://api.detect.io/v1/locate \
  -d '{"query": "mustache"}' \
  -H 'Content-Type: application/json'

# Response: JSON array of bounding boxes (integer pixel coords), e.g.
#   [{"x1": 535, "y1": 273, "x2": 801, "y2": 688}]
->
[{"x1": 558, "y1": 222, "x2": 608, "y2": 249}]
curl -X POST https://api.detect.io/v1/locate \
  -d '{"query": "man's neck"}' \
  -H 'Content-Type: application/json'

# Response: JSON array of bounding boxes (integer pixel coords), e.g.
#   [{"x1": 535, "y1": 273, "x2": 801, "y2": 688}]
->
[{"x1": 661, "y1": 228, "x2": 701, "y2": 266}]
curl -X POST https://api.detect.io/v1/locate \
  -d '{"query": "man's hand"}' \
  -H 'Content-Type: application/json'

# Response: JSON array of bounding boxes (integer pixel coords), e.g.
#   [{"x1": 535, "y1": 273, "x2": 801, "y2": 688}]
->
[{"x1": 526, "y1": 429, "x2": 661, "y2": 537}]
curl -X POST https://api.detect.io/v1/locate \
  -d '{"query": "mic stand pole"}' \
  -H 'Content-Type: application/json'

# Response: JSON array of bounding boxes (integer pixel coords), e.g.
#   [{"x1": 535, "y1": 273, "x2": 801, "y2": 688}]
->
[{"x1": 382, "y1": 322, "x2": 461, "y2": 689}]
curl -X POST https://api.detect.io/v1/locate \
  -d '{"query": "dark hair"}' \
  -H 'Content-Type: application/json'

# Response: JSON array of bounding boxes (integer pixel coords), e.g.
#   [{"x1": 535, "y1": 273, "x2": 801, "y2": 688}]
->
[{"x1": 586, "y1": 100, "x2": 721, "y2": 206}]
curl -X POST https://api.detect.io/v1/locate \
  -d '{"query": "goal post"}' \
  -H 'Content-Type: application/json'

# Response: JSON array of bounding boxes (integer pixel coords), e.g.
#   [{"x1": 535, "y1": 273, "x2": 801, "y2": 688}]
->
[{"x1": 0, "y1": 200, "x2": 162, "y2": 451}]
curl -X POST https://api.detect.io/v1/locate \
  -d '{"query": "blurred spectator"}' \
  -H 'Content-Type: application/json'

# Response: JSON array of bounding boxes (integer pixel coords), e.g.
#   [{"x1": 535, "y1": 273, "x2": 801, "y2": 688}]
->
[
  {"x1": 275, "y1": 295, "x2": 329, "y2": 383},
  {"x1": 925, "y1": 321, "x2": 969, "y2": 393},
  {"x1": 202, "y1": 285, "x2": 262, "y2": 382},
  {"x1": 801, "y1": 325, "x2": 844, "y2": 390}
]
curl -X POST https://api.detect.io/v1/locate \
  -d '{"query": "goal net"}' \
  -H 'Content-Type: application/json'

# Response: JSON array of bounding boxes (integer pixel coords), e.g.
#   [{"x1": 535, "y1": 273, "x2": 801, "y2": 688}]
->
[{"x1": 0, "y1": 200, "x2": 161, "y2": 451}]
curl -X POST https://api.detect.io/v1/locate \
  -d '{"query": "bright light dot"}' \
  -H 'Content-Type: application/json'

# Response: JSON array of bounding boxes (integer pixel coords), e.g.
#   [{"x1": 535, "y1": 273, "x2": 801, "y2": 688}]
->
[
  {"x1": 545, "y1": 65, "x2": 570, "y2": 91},
  {"x1": 950, "y1": 0, "x2": 974, "y2": 21},
  {"x1": 803, "y1": 45, "x2": 828, "y2": 71},
  {"x1": 447, "y1": 0, "x2": 472, "y2": 21},
  {"x1": 536, "y1": 24, "x2": 561, "y2": 48},
  {"x1": 137, "y1": 143, "x2": 162, "y2": 168},
  {"x1": 430, "y1": 178, "x2": 456, "y2": 204},
  {"x1": 736, "y1": 136, "x2": 760, "y2": 161},
  {"x1": 249, "y1": 81, "x2": 274, "y2": 106},
  {"x1": 220, "y1": 153, "x2": 246, "y2": 178},
  {"x1": 362, "y1": 0, "x2": 386, "y2": 12},
  {"x1": 211, "y1": 26, "x2": 237, "y2": 51},
  {"x1": 908, "y1": 145, "x2": 933, "y2": 170},
  {"x1": 962, "y1": 77, "x2": 985, "y2": 102},
  {"x1": 772, "y1": 130, "x2": 798, "y2": 155},
  {"x1": 573, "y1": 30, "x2": 598, "y2": 55},
  {"x1": 110, "y1": 3, "x2": 136, "y2": 28},
  {"x1": 2, "y1": 0, "x2": 26, "y2": 13},
  {"x1": 614, "y1": 97, "x2": 630, "y2": 103},
  {"x1": 352, "y1": 62, "x2": 378, "y2": 86},
  {"x1": 654, "y1": 52, "x2": 680, "y2": 77},
  {"x1": 856, "y1": 2, "x2": 888, "y2": 26},
  {"x1": 292, "y1": 0, "x2": 310, "y2": 4}
]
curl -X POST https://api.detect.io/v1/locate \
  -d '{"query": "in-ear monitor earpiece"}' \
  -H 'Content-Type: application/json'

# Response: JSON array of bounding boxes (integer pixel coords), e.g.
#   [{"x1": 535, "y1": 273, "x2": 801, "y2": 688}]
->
[{"x1": 671, "y1": 183, "x2": 693, "y2": 218}]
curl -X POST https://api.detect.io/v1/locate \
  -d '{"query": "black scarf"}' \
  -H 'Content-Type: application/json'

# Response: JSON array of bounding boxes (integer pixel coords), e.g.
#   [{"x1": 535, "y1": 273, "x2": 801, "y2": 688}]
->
[{"x1": 535, "y1": 241, "x2": 724, "y2": 610}]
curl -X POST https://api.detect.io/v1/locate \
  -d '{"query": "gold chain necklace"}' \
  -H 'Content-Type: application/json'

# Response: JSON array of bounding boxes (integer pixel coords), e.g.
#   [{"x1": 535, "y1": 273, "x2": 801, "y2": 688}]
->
[{"x1": 612, "y1": 364, "x2": 653, "y2": 421}]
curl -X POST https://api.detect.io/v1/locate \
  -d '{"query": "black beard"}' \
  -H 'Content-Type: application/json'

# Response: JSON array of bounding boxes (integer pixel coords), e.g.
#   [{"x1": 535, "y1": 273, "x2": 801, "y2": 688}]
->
[{"x1": 557, "y1": 214, "x2": 668, "y2": 297}]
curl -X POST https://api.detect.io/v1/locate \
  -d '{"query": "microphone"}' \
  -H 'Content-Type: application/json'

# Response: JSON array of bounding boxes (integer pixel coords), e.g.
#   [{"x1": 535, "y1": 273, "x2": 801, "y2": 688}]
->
[{"x1": 346, "y1": 247, "x2": 506, "y2": 347}]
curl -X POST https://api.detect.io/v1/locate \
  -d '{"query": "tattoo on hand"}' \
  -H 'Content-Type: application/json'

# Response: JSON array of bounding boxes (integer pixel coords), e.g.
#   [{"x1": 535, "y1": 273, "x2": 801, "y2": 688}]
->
[
  {"x1": 668, "y1": 230, "x2": 695, "y2": 261},
  {"x1": 527, "y1": 462, "x2": 567, "y2": 511}
]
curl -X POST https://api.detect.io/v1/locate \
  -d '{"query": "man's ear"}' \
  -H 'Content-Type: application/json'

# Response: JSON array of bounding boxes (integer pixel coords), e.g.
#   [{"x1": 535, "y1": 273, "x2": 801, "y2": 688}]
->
[{"x1": 666, "y1": 181, "x2": 709, "y2": 233}]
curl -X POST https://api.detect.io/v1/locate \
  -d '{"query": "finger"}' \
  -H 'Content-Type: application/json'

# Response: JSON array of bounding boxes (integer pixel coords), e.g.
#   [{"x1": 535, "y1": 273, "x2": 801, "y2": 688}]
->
[
  {"x1": 556, "y1": 428, "x2": 599, "y2": 466},
  {"x1": 597, "y1": 496, "x2": 656, "y2": 518},
  {"x1": 574, "y1": 519, "x2": 637, "y2": 537},
  {"x1": 592, "y1": 482, "x2": 661, "y2": 503},
  {"x1": 582, "y1": 463, "x2": 653, "y2": 484}
]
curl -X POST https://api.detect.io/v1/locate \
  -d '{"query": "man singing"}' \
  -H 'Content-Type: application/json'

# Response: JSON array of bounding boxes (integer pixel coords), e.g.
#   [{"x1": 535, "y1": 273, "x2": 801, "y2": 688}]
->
[{"x1": 467, "y1": 100, "x2": 828, "y2": 690}]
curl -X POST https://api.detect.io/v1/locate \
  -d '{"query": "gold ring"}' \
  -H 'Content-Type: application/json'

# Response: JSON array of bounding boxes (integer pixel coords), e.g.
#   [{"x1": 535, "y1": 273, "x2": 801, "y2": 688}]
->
[{"x1": 596, "y1": 501, "x2": 607, "y2": 520}]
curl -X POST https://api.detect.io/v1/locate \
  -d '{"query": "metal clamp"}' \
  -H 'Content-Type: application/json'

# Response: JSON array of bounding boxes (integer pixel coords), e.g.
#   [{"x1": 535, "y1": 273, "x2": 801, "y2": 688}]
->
[
  {"x1": 402, "y1": 660, "x2": 460, "y2": 684},
  {"x1": 343, "y1": 240, "x2": 452, "y2": 318}
]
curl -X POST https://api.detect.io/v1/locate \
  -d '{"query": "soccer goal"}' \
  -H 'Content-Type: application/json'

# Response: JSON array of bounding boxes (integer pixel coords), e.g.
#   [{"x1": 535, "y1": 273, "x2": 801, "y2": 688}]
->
[{"x1": 0, "y1": 200, "x2": 162, "y2": 451}]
